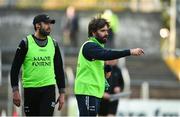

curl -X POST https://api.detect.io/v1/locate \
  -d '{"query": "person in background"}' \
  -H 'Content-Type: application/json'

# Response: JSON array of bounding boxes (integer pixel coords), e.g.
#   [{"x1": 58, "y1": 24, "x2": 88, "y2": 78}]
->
[
  {"x1": 99, "y1": 59, "x2": 124, "y2": 116},
  {"x1": 104, "y1": 64, "x2": 112, "y2": 91},
  {"x1": 10, "y1": 14, "x2": 65, "y2": 116},
  {"x1": 62, "y1": 6, "x2": 79, "y2": 47},
  {"x1": 74, "y1": 17, "x2": 144, "y2": 116},
  {"x1": 102, "y1": 9, "x2": 120, "y2": 48}
]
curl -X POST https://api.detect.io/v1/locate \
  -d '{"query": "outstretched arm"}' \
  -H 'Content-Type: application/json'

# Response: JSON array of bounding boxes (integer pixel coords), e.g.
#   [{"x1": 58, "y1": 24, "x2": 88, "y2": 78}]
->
[{"x1": 82, "y1": 42, "x2": 144, "y2": 61}]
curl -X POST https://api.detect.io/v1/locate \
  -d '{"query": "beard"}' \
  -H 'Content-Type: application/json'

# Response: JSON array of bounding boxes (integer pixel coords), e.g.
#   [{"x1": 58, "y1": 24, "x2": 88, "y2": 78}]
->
[
  {"x1": 39, "y1": 28, "x2": 50, "y2": 36},
  {"x1": 95, "y1": 34, "x2": 108, "y2": 44}
]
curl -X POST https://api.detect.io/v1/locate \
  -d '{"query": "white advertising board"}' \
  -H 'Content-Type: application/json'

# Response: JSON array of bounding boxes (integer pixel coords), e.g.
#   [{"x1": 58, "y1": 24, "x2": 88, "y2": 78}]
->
[{"x1": 117, "y1": 99, "x2": 180, "y2": 117}]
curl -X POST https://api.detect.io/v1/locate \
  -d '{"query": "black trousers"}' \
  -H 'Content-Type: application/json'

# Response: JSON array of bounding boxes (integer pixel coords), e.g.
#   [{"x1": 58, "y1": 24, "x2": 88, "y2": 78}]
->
[
  {"x1": 99, "y1": 99, "x2": 119, "y2": 116},
  {"x1": 24, "y1": 85, "x2": 56, "y2": 116},
  {"x1": 75, "y1": 95, "x2": 101, "y2": 116}
]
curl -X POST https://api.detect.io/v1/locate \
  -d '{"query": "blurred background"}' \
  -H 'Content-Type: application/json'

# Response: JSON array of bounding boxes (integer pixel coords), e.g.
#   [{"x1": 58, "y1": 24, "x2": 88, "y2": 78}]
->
[{"x1": 0, "y1": 0, "x2": 180, "y2": 116}]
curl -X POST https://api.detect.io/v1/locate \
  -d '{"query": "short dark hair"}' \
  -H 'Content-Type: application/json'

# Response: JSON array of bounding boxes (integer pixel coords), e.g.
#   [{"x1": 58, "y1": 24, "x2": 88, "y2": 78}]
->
[
  {"x1": 88, "y1": 17, "x2": 109, "y2": 37},
  {"x1": 34, "y1": 24, "x2": 38, "y2": 31}
]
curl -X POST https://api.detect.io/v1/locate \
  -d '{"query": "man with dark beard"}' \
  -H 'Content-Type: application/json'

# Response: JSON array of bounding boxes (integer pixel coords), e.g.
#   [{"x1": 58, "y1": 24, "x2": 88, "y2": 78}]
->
[
  {"x1": 10, "y1": 14, "x2": 65, "y2": 116},
  {"x1": 74, "y1": 17, "x2": 144, "y2": 116}
]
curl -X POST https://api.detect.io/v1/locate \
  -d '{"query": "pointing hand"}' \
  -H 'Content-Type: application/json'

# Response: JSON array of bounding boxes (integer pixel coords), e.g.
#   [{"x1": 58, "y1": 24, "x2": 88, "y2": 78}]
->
[{"x1": 130, "y1": 48, "x2": 144, "y2": 56}]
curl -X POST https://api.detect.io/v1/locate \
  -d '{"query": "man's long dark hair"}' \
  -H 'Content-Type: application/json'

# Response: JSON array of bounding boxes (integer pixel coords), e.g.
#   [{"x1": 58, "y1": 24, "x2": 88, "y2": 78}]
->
[{"x1": 88, "y1": 17, "x2": 110, "y2": 37}]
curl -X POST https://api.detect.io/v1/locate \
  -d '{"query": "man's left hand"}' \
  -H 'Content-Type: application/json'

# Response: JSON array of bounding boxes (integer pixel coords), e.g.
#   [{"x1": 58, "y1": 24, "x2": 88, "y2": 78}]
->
[{"x1": 57, "y1": 93, "x2": 65, "y2": 111}]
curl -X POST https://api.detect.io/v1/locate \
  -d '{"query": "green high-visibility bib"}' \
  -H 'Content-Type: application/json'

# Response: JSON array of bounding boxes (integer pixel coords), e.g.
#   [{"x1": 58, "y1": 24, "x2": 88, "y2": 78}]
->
[
  {"x1": 74, "y1": 37, "x2": 105, "y2": 98},
  {"x1": 22, "y1": 35, "x2": 56, "y2": 88}
]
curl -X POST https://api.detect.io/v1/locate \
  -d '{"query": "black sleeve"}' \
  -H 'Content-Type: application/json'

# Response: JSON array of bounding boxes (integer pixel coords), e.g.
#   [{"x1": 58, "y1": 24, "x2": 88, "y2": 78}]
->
[
  {"x1": 113, "y1": 67, "x2": 124, "y2": 89},
  {"x1": 82, "y1": 42, "x2": 131, "y2": 61},
  {"x1": 10, "y1": 39, "x2": 27, "y2": 90},
  {"x1": 54, "y1": 42, "x2": 65, "y2": 93},
  {"x1": 104, "y1": 65, "x2": 112, "y2": 73}
]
